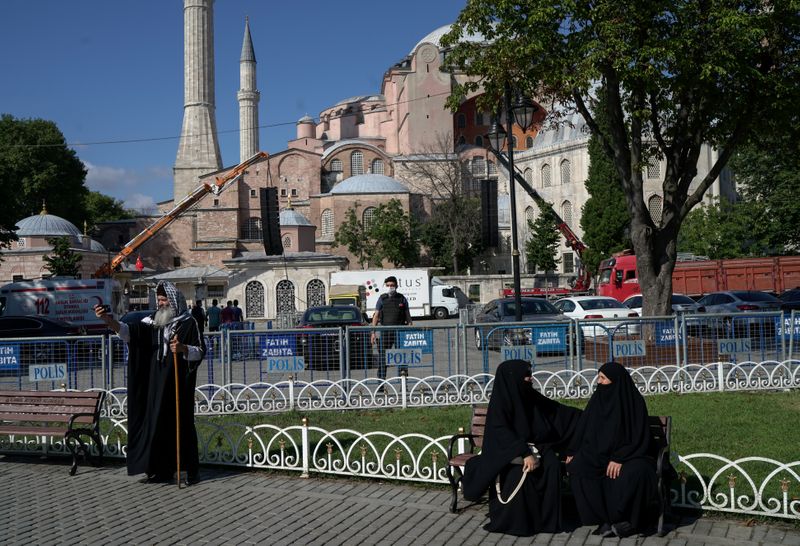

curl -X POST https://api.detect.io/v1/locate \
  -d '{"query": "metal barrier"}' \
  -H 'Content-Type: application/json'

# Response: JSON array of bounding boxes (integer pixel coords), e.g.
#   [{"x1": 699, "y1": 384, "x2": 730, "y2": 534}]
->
[{"x1": 2, "y1": 310, "x2": 798, "y2": 391}]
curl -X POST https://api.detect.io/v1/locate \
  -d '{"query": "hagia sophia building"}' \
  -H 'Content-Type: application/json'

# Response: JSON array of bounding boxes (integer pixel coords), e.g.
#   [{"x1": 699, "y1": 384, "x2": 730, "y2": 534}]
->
[{"x1": 3, "y1": 1, "x2": 735, "y2": 319}]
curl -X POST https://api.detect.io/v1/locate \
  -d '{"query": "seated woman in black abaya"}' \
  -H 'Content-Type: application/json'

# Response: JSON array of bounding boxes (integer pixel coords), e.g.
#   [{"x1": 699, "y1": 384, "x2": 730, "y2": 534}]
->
[
  {"x1": 566, "y1": 361, "x2": 659, "y2": 538},
  {"x1": 461, "y1": 359, "x2": 581, "y2": 536}
]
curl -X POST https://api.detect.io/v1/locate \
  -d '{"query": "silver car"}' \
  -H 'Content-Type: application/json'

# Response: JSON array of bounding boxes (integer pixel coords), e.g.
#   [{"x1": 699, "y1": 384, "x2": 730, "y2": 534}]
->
[
  {"x1": 695, "y1": 290, "x2": 781, "y2": 338},
  {"x1": 622, "y1": 293, "x2": 703, "y2": 315},
  {"x1": 473, "y1": 297, "x2": 568, "y2": 350}
]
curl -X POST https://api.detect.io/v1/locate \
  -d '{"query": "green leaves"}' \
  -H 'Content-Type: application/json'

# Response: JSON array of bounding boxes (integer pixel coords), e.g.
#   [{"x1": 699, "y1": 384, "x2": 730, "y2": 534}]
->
[
  {"x1": 43, "y1": 236, "x2": 83, "y2": 278},
  {"x1": 525, "y1": 207, "x2": 561, "y2": 273},
  {"x1": 333, "y1": 199, "x2": 420, "y2": 269}
]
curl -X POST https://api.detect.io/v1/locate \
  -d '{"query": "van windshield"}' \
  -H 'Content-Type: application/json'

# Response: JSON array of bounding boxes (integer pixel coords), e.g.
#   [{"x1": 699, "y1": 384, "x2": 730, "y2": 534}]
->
[{"x1": 599, "y1": 269, "x2": 612, "y2": 284}]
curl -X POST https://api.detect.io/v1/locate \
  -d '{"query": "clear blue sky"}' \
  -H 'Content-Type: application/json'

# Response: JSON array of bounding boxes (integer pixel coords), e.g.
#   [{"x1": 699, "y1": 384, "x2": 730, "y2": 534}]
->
[{"x1": 1, "y1": 0, "x2": 467, "y2": 211}]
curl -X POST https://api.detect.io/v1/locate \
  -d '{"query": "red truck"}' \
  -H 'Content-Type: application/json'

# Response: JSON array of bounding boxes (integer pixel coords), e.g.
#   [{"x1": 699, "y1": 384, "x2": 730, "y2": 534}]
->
[{"x1": 597, "y1": 251, "x2": 800, "y2": 301}]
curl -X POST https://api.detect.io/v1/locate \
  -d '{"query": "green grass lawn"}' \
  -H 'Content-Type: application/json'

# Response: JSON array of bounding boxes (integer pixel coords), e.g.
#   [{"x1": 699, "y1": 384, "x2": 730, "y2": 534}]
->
[{"x1": 198, "y1": 390, "x2": 800, "y2": 463}]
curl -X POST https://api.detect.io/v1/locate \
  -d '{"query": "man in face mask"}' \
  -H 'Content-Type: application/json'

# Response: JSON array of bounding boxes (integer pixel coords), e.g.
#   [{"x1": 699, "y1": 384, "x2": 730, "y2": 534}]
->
[
  {"x1": 95, "y1": 281, "x2": 206, "y2": 484},
  {"x1": 370, "y1": 275, "x2": 413, "y2": 381}
]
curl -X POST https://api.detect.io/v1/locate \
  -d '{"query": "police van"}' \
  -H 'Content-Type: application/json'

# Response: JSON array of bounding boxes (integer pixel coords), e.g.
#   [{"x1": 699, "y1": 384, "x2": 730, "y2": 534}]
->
[{"x1": 0, "y1": 278, "x2": 123, "y2": 333}]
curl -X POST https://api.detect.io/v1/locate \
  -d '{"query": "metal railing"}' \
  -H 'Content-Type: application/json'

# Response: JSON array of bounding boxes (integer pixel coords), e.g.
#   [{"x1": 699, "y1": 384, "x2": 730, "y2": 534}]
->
[
  {"x1": 1, "y1": 417, "x2": 797, "y2": 521},
  {"x1": 1, "y1": 311, "x2": 798, "y2": 392}
]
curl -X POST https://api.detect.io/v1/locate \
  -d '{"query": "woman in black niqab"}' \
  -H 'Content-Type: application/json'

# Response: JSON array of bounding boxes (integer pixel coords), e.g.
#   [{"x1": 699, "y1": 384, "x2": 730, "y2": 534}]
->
[
  {"x1": 566, "y1": 361, "x2": 658, "y2": 537},
  {"x1": 462, "y1": 359, "x2": 581, "y2": 536}
]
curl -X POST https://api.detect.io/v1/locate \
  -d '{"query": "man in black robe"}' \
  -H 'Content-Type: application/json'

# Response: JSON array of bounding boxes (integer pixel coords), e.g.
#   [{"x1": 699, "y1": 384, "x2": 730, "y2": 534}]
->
[
  {"x1": 95, "y1": 281, "x2": 205, "y2": 483},
  {"x1": 566, "y1": 361, "x2": 658, "y2": 538},
  {"x1": 462, "y1": 360, "x2": 581, "y2": 536}
]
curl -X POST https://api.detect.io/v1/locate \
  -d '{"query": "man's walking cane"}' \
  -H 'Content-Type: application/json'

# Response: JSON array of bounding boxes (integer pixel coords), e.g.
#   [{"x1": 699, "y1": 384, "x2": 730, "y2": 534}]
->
[{"x1": 173, "y1": 338, "x2": 182, "y2": 488}]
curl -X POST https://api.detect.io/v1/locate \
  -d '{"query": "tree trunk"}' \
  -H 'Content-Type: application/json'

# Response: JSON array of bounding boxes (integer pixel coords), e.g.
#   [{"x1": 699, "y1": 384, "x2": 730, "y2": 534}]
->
[{"x1": 630, "y1": 218, "x2": 677, "y2": 317}]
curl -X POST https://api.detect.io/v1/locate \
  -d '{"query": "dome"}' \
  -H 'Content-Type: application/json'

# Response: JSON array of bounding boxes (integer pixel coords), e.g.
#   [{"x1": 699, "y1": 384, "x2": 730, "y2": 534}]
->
[
  {"x1": 528, "y1": 112, "x2": 589, "y2": 150},
  {"x1": 411, "y1": 24, "x2": 488, "y2": 55},
  {"x1": 89, "y1": 239, "x2": 107, "y2": 253},
  {"x1": 329, "y1": 174, "x2": 409, "y2": 195},
  {"x1": 334, "y1": 95, "x2": 385, "y2": 107},
  {"x1": 280, "y1": 208, "x2": 314, "y2": 227},
  {"x1": 15, "y1": 211, "x2": 82, "y2": 237},
  {"x1": 297, "y1": 114, "x2": 314, "y2": 124}
]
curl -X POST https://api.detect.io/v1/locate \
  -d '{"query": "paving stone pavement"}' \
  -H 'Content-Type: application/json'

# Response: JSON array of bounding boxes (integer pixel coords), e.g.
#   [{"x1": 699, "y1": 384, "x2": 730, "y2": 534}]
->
[{"x1": 1, "y1": 457, "x2": 799, "y2": 545}]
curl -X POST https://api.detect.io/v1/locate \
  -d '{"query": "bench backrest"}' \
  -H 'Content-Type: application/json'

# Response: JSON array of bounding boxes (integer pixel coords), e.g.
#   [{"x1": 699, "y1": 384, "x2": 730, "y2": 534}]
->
[
  {"x1": 0, "y1": 390, "x2": 104, "y2": 424},
  {"x1": 471, "y1": 405, "x2": 670, "y2": 455},
  {"x1": 471, "y1": 406, "x2": 488, "y2": 449},
  {"x1": 648, "y1": 415, "x2": 671, "y2": 456}
]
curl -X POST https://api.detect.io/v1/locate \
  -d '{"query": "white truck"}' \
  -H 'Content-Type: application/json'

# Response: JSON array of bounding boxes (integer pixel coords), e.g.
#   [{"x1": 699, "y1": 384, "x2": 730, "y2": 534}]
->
[
  {"x1": 0, "y1": 278, "x2": 123, "y2": 333},
  {"x1": 329, "y1": 269, "x2": 468, "y2": 319}
]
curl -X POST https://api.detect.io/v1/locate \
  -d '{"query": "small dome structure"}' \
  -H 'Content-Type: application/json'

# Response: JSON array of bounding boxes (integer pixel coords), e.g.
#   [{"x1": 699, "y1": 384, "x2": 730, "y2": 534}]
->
[
  {"x1": 297, "y1": 114, "x2": 314, "y2": 124},
  {"x1": 280, "y1": 208, "x2": 314, "y2": 227},
  {"x1": 15, "y1": 207, "x2": 82, "y2": 237},
  {"x1": 89, "y1": 239, "x2": 107, "y2": 253},
  {"x1": 329, "y1": 174, "x2": 409, "y2": 195}
]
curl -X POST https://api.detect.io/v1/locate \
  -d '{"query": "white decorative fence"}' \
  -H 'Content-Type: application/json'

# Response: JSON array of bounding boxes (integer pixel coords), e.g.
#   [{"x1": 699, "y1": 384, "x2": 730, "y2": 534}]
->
[
  {"x1": 2, "y1": 419, "x2": 798, "y2": 521},
  {"x1": 92, "y1": 359, "x2": 800, "y2": 417}
]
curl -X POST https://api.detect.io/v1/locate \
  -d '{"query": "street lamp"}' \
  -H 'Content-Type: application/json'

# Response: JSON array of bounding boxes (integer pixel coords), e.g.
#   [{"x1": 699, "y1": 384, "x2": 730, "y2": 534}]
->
[{"x1": 486, "y1": 85, "x2": 538, "y2": 322}]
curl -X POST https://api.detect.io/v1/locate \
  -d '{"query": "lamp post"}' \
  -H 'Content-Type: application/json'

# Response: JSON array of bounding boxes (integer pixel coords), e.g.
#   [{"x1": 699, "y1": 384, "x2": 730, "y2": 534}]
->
[{"x1": 486, "y1": 85, "x2": 538, "y2": 322}]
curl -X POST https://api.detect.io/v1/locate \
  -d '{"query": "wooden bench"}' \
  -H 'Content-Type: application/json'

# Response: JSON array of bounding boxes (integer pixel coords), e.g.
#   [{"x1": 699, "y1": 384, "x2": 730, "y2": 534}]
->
[
  {"x1": 447, "y1": 406, "x2": 673, "y2": 537},
  {"x1": 446, "y1": 405, "x2": 487, "y2": 513},
  {"x1": 0, "y1": 390, "x2": 105, "y2": 475}
]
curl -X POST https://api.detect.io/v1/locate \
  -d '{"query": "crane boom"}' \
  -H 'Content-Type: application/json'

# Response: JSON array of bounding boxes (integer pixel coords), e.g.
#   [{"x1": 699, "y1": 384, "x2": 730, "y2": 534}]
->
[
  {"x1": 96, "y1": 152, "x2": 268, "y2": 278},
  {"x1": 489, "y1": 148, "x2": 591, "y2": 292}
]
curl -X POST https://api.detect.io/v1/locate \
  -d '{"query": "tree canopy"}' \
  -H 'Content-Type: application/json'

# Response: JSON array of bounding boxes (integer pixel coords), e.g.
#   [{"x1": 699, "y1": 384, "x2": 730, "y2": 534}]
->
[
  {"x1": 525, "y1": 207, "x2": 560, "y2": 273},
  {"x1": 43, "y1": 236, "x2": 82, "y2": 277},
  {"x1": 580, "y1": 88, "x2": 632, "y2": 276},
  {"x1": 334, "y1": 199, "x2": 421, "y2": 268},
  {"x1": 443, "y1": 0, "x2": 800, "y2": 315},
  {"x1": 0, "y1": 114, "x2": 88, "y2": 228}
]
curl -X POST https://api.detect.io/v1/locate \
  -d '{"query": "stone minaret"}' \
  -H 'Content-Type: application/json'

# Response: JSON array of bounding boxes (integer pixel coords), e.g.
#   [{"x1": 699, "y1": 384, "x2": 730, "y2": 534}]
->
[
  {"x1": 238, "y1": 17, "x2": 260, "y2": 163},
  {"x1": 174, "y1": 0, "x2": 222, "y2": 202}
]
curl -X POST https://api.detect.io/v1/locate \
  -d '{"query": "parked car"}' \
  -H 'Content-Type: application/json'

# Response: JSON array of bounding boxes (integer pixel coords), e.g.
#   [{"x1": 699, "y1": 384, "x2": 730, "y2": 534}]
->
[
  {"x1": 553, "y1": 296, "x2": 639, "y2": 337},
  {"x1": 120, "y1": 310, "x2": 155, "y2": 325},
  {"x1": 473, "y1": 297, "x2": 568, "y2": 350},
  {"x1": 297, "y1": 305, "x2": 373, "y2": 370},
  {"x1": 0, "y1": 316, "x2": 82, "y2": 338},
  {"x1": 695, "y1": 290, "x2": 781, "y2": 338},
  {"x1": 0, "y1": 316, "x2": 81, "y2": 377},
  {"x1": 778, "y1": 288, "x2": 800, "y2": 312},
  {"x1": 622, "y1": 293, "x2": 704, "y2": 315}
]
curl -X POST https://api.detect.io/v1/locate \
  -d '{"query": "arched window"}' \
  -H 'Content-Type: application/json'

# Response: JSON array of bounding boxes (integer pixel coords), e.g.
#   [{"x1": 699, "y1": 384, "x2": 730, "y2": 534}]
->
[
  {"x1": 330, "y1": 159, "x2": 343, "y2": 172},
  {"x1": 525, "y1": 136, "x2": 534, "y2": 148},
  {"x1": 241, "y1": 217, "x2": 262, "y2": 240},
  {"x1": 561, "y1": 200, "x2": 573, "y2": 228},
  {"x1": 245, "y1": 281, "x2": 265, "y2": 318},
  {"x1": 321, "y1": 209, "x2": 334, "y2": 240},
  {"x1": 362, "y1": 207, "x2": 376, "y2": 230},
  {"x1": 475, "y1": 111, "x2": 485, "y2": 125},
  {"x1": 350, "y1": 151, "x2": 364, "y2": 175},
  {"x1": 371, "y1": 159, "x2": 384, "y2": 175},
  {"x1": 282, "y1": 235, "x2": 292, "y2": 249},
  {"x1": 275, "y1": 280, "x2": 296, "y2": 314},
  {"x1": 471, "y1": 157, "x2": 485, "y2": 176},
  {"x1": 474, "y1": 135, "x2": 484, "y2": 147},
  {"x1": 524, "y1": 168, "x2": 533, "y2": 185},
  {"x1": 541, "y1": 164, "x2": 551, "y2": 187},
  {"x1": 511, "y1": 135, "x2": 518, "y2": 149},
  {"x1": 456, "y1": 113, "x2": 467, "y2": 128},
  {"x1": 525, "y1": 206, "x2": 536, "y2": 227},
  {"x1": 306, "y1": 279, "x2": 326, "y2": 308},
  {"x1": 647, "y1": 157, "x2": 661, "y2": 179},
  {"x1": 560, "y1": 159, "x2": 571, "y2": 185},
  {"x1": 648, "y1": 194, "x2": 664, "y2": 224},
  {"x1": 457, "y1": 135, "x2": 466, "y2": 146}
]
